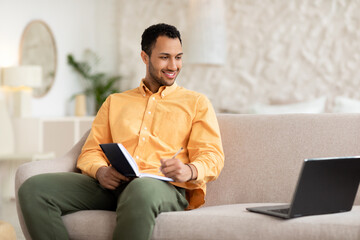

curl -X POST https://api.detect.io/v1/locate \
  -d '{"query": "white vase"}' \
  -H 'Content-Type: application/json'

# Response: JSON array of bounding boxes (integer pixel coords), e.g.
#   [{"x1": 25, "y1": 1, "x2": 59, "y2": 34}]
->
[{"x1": 0, "y1": 89, "x2": 14, "y2": 155}]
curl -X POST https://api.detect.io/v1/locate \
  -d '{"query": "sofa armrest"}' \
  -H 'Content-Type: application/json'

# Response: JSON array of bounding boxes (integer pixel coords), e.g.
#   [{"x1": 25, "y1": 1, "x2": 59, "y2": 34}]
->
[
  {"x1": 15, "y1": 156, "x2": 77, "y2": 192},
  {"x1": 15, "y1": 129, "x2": 90, "y2": 240}
]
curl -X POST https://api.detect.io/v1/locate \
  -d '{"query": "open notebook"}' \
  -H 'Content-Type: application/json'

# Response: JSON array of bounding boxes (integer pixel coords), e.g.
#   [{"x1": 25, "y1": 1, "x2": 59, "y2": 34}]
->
[{"x1": 100, "y1": 143, "x2": 173, "y2": 181}]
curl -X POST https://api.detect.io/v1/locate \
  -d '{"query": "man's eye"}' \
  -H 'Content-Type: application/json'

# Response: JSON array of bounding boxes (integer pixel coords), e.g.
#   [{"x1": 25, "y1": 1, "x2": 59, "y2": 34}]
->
[
  {"x1": 176, "y1": 56, "x2": 182, "y2": 60},
  {"x1": 160, "y1": 56, "x2": 168, "y2": 60}
]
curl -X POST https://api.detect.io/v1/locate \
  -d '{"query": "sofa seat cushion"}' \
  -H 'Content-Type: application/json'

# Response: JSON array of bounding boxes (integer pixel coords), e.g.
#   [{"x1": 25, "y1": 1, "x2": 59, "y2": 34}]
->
[
  {"x1": 62, "y1": 204, "x2": 360, "y2": 240},
  {"x1": 63, "y1": 210, "x2": 116, "y2": 240},
  {"x1": 154, "y1": 203, "x2": 360, "y2": 240}
]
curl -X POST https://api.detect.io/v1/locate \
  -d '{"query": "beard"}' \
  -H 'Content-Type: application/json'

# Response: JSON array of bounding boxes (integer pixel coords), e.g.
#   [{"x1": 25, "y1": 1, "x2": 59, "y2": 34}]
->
[{"x1": 148, "y1": 59, "x2": 179, "y2": 87}]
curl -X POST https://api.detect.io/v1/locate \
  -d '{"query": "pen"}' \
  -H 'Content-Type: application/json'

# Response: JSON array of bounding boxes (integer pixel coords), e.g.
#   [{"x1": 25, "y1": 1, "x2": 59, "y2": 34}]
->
[
  {"x1": 171, "y1": 147, "x2": 183, "y2": 159},
  {"x1": 159, "y1": 147, "x2": 183, "y2": 172}
]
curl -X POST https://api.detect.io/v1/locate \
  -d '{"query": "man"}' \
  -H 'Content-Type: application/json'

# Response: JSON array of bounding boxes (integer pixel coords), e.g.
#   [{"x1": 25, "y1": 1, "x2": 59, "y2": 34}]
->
[{"x1": 19, "y1": 23, "x2": 224, "y2": 240}]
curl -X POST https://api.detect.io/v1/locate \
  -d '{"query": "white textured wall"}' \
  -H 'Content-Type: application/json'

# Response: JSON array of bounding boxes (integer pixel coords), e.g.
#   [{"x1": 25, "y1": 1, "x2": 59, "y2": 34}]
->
[
  {"x1": 117, "y1": 0, "x2": 188, "y2": 91},
  {"x1": 117, "y1": 0, "x2": 360, "y2": 113},
  {"x1": 2, "y1": 0, "x2": 359, "y2": 115}
]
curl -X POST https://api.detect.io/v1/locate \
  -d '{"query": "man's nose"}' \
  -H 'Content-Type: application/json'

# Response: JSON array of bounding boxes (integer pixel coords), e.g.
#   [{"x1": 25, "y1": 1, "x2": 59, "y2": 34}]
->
[{"x1": 168, "y1": 58, "x2": 177, "y2": 70}]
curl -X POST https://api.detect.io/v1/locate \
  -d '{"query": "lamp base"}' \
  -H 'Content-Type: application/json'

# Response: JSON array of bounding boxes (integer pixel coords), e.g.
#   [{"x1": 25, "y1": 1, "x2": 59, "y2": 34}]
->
[
  {"x1": 13, "y1": 88, "x2": 33, "y2": 118},
  {"x1": 0, "y1": 89, "x2": 14, "y2": 154}
]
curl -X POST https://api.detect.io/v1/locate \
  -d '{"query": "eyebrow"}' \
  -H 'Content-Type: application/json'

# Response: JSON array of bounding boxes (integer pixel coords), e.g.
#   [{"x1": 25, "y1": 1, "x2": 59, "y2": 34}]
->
[{"x1": 159, "y1": 52, "x2": 183, "y2": 56}]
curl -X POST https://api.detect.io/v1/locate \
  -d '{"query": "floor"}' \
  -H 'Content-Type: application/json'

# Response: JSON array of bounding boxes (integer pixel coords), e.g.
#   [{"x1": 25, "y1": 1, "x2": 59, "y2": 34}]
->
[{"x1": 0, "y1": 198, "x2": 25, "y2": 240}]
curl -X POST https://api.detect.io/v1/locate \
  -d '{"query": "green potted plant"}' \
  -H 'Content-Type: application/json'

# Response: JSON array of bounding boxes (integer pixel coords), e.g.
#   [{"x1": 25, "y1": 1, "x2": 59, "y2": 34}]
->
[{"x1": 67, "y1": 50, "x2": 121, "y2": 113}]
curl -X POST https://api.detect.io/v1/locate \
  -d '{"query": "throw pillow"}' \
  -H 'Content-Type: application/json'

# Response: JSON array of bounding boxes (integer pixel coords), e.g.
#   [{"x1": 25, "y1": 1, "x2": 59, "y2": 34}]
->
[
  {"x1": 333, "y1": 97, "x2": 360, "y2": 113},
  {"x1": 249, "y1": 97, "x2": 327, "y2": 114}
]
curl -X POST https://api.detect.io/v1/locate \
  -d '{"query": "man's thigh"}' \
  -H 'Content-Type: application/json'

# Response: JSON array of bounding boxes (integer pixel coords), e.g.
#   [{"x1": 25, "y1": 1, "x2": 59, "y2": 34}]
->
[{"x1": 19, "y1": 172, "x2": 117, "y2": 215}]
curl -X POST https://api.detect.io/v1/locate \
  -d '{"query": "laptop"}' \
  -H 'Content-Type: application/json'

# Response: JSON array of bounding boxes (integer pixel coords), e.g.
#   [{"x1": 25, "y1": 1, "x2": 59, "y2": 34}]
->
[{"x1": 246, "y1": 156, "x2": 360, "y2": 219}]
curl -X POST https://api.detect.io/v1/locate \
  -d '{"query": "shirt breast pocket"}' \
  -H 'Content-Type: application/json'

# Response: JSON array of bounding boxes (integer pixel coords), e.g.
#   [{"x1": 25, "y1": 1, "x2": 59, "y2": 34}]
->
[{"x1": 151, "y1": 110, "x2": 191, "y2": 146}]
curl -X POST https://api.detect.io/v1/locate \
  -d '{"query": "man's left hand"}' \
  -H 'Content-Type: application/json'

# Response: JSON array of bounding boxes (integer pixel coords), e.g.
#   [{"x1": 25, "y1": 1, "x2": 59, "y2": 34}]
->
[{"x1": 160, "y1": 158, "x2": 192, "y2": 182}]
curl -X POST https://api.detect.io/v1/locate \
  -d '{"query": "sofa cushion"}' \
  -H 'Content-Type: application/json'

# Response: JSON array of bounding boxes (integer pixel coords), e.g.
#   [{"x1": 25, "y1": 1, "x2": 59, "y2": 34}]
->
[
  {"x1": 205, "y1": 114, "x2": 360, "y2": 207},
  {"x1": 63, "y1": 210, "x2": 116, "y2": 240},
  {"x1": 154, "y1": 203, "x2": 360, "y2": 240},
  {"x1": 62, "y1": 204, "x2": 360, "y2": 240}
]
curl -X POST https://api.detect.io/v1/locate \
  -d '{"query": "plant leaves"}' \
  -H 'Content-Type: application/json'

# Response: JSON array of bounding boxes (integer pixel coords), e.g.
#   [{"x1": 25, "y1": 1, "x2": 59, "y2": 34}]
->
[{"x1": 67, "y1": 50, "x2": 122, "y2": 112}]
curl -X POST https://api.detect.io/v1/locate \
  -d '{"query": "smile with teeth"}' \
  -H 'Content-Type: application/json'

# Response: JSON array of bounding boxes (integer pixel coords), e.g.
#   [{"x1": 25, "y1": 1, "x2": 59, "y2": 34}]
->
[{"x1": 163, "y1": 71, "x2": 176, "y2": 78}]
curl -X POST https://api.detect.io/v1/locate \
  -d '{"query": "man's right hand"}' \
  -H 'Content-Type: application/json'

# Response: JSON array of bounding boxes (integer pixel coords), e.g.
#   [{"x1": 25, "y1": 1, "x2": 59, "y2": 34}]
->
[{"x1": 96, "y1": 166, "x2": 130, "y2": 190}]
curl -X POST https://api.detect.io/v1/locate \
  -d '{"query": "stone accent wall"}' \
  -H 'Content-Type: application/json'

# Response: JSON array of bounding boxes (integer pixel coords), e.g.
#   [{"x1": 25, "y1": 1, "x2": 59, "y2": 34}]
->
[{"x1": 117, "y1": 0, "x2": 360, "y2": 113}]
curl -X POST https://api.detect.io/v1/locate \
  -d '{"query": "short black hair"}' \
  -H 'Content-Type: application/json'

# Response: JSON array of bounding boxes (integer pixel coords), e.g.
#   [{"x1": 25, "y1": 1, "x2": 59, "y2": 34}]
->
[{"x1": 141, "y1": 23, "x2": 182, "y2": 56}]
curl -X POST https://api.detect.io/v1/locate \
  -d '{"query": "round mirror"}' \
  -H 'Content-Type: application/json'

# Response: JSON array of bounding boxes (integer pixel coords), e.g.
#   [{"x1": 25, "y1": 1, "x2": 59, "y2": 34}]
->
[{"x1": 19, "y1": 20, "x2": 57, "y2": 97}]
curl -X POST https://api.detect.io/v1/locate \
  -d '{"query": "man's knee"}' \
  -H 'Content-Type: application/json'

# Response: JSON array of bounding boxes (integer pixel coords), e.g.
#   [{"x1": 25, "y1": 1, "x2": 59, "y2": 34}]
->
[
  {"x1": 18, "y1": 174, "x2": 53, "y2": 214},
  {"x1": 128, "y1": 178, "x2": 167, "y2": 197},
  {"x1": 19, "y1": 173, "x2": 72, "y2": 204},
  {"x1": 118, "y1": 178, "x2": 179, "y2": 212},
  {"x1": 19, "y1": 174, "x2": 47, "y2": 200},
  {"x1": 119, "y1": 178, "x2": 163, "y2": 207}
]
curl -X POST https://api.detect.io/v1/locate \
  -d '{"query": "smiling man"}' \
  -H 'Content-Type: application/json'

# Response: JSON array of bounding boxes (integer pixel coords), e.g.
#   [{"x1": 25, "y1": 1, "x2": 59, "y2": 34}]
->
[
  {"x1": 19, "y1": 23, "x2": 224, "y2": 240},
  {"x1": 142, "y1": 35, "x2": 183, "y2": 91}
]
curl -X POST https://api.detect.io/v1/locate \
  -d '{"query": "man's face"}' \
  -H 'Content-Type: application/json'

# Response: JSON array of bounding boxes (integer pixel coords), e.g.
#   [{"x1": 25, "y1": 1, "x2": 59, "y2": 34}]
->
[{"x1": 144, "y1": 36, "x2": 183, "y2": 91}]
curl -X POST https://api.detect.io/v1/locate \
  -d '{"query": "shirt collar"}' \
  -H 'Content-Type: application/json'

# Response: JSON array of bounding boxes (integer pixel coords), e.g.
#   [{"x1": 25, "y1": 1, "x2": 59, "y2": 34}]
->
[{"x1": 139, "y1": 79, "x2": 178, "y2": 98}]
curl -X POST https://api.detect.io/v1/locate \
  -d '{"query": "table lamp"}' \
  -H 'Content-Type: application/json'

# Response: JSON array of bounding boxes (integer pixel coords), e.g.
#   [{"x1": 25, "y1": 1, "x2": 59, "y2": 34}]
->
[{"x1": 1, "y1": 66, "x2": 42, "y2": 118}]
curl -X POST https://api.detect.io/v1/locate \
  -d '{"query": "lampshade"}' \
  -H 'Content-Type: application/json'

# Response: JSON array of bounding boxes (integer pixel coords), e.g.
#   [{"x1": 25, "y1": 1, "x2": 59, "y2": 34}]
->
[
  {"x1": 2, "y1": 66, "x2": 42, "y2": 88},
  {"x1": 186, "y1": 0, "x2": 227, "y2": 65}
]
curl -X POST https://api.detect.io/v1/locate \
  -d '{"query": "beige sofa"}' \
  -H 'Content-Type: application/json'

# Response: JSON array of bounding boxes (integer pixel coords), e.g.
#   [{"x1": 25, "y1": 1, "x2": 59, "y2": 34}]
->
[{"x1": 16, "y1": 113, "x2": 360, "y2": 240}]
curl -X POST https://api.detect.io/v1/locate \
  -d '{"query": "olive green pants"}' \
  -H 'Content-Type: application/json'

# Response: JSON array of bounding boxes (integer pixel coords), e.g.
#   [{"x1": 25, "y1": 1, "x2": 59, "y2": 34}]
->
[{"x1": 18, "y1": 172, "x2": 188, "y2": 240}]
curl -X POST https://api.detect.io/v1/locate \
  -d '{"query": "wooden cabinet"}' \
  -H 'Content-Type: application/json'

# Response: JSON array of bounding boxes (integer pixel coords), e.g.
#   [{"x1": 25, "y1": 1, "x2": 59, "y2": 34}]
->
[{"x1": 12, "y1": 117, "x2": 94, "y2": 158}]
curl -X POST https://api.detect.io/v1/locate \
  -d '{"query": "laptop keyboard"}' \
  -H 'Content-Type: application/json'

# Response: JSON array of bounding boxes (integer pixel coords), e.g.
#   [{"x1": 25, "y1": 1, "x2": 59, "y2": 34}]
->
[{"x1": 269, "y1": 208, "x2": 290, "y2": 214}]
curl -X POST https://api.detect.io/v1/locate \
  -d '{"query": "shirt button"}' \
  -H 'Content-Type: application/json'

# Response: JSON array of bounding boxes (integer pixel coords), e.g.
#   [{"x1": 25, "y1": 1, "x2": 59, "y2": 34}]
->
[
  {"x1": 144, "y1": 127, "x2": 147, "y2": 130},
  {"x1": 142, "y1": 137, "x2": 146, "y2": 141},
  {"x1": 152, "y1": 97, "x2": 155, "y2": 100},
  {"x1": 162, "y1": 93, "x2": 165, "y2": 97},
  {"x1": 143, "y1": 94, "x2": 146, "y2": 97},
  {"x1": 148, "y1": 111, "x2": 151, "y2": 114},
  {"x1": 136, "y1": 156, "x2": 139, "y2": 159}
]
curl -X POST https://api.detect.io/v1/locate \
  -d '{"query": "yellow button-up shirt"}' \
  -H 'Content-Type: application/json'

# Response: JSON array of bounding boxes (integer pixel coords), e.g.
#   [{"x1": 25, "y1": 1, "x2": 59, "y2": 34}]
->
[{"x1": 77, "y1": 80, "x2": 224, "y2": 209}]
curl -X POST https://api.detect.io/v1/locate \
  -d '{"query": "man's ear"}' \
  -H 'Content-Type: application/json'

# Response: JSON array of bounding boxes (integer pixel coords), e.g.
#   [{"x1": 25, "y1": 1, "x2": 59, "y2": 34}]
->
[{"x1": 141, "y1": 51, "x2": 149, "y2": 64}]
